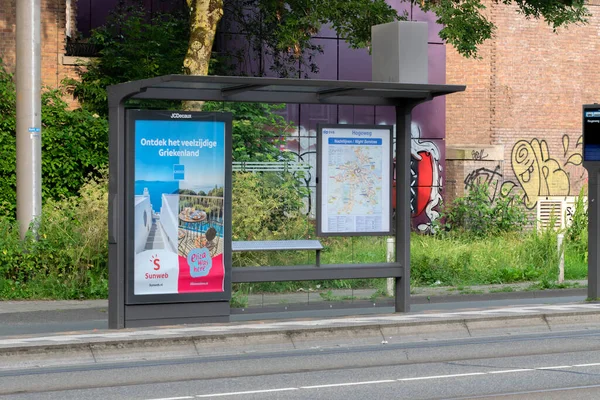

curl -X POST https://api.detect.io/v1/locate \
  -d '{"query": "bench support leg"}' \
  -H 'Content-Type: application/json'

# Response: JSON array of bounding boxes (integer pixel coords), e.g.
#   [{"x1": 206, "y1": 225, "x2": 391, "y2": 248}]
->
[{"x1": 316, "y1": 249, "x2": 321, "y2": 267}]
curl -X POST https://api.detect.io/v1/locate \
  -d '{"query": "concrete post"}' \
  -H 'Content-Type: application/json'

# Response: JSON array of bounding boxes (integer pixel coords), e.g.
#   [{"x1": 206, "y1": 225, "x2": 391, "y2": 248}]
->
[
  {"x1": 16, "y1": 0, "x2": 42, "y2": 238},
  {"x1": 557, "y1": 233, "x2": 564, "y2": 284},
  {"x1": 386, "y1": 238, "x2": 395, "y2": 296}
]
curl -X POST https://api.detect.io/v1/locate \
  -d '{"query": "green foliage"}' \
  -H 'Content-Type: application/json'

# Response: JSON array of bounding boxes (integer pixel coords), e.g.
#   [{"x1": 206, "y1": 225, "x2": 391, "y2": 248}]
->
[
  {"x1": 0, "y1": 59, "x2": 108, "y2": 217},
  {"x1": 440, "y1": 182, "x2": 527, "y2": 238},
  {"x1": 65, "y1": 1, "x2": 189, "y2": 117},
  {"x1": 565, "y1": 185, "x2": 588, "y2": 247},
  {"x1": 223, "y1": 0, "x2": 588, "y2": 70},
  {"x1": 411, "y1": 230, "x2": 574, "y2": 287},
  {"x1": 0, "y1": 60, "x2": 17, "y2": 215},
  {"x1": 230, "y1": 290, "x2": 249, "y2": 308},
  {"x1": 0, "y1": 173, "x2": 108, "y2": 299},
  {"x1": 41, "y1": 91, "x2": 109, "y2": 201},
  {"x1": 422, "y1": 0, "x2": 494, "y2": 59},
  {"x1": 421, "y1": 0, "x2": 588, "y2": 58},
  {"x1": 65, "y1": 4, "x2": 289, "y2": 162},
  {"x1": 203, "y1": 102, "x2": 293, "y2": 162},
  {"x1": 224, "y1": 0, "x2": 400, "y2": 76},
  {"x1": 231, "y1": 171, "x2": 311, "y2": 269},
  {"x1": 232, "y1": 172, "x2": 309, "y2": 242}
]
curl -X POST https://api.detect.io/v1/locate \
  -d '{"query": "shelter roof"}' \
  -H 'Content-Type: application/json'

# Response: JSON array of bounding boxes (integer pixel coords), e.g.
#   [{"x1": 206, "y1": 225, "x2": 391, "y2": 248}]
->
[{"x1": 108, "y1": 74, "x2": 465, "y2": 106}]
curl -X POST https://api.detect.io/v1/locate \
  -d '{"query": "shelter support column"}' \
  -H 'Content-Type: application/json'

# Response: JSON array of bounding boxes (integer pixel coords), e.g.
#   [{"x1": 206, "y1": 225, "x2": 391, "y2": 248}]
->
[
  {"x1": 108, "y1": 91, "x2": 127, "y2": 329},
  {"x1": 588, "y1": 167, "x2": 600, "y2": 300},
  {"x1": 395, "y1": 106, "x2": 411, "y2": 312}
]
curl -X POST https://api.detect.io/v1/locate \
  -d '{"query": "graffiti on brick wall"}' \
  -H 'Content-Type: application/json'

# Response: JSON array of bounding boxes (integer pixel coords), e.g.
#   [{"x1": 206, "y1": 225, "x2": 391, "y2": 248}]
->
[
  {"x1": 410, "y1": 122, "x2": 443, "y2": 233},
  {"x1": 511, "y1": 136, "x2": 582, "y2": 209},
  {"x1": 471, "y1": 148, "x2": 490, "y2": 161},
  {"x1": 463, "y1": 165, "x2": 519, "y2": 205},
  {"x1": 562, "y1": 134, "x2": 583, "y2": 166}
]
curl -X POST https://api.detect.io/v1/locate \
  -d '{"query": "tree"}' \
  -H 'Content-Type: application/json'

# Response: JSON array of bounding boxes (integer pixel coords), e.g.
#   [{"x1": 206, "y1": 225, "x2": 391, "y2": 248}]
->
[{"x1": 185, "y1": 0, "x2": 589, "y2": 82}]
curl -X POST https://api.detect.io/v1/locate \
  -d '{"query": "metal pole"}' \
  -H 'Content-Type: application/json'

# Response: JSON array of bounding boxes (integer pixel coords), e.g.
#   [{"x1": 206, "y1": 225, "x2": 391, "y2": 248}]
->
[
  {"x1": 395, "y1": 106, "x2": 412, "y2": 312},
  {"x1": 16, "y1": 0, "x2": 42, "y2": 239},
  {"x1": 108, "y1": 89, "x2": 127, "y2": 329}
]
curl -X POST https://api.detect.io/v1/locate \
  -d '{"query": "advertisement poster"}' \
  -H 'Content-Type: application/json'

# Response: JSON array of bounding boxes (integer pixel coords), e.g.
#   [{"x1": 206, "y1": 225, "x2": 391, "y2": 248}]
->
[
  {"x1": 318, "y1": 125, "x2": 392, "y2": 236},
  {"x1": 133, "y1": 113, "x2": 227, "y2": 295}
]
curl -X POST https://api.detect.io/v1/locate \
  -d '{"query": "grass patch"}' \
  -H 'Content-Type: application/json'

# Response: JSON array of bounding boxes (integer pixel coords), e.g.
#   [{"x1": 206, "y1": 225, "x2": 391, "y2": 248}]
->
[
  {"x1": 526, "y1": 281, "x2": 586, "y2": 291},
  {"x1": 234, "y1": 227, "x2": 587, "y2": 296},
  {"x1": 319, "y1": 290, "x2": 358, "y2": 302}
]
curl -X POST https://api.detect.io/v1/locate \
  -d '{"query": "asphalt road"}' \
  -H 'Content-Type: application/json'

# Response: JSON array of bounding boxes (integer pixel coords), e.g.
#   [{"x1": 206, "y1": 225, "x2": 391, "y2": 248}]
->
[{"x1": 3, "y1": 326, "x2": 600, "y2": 399}]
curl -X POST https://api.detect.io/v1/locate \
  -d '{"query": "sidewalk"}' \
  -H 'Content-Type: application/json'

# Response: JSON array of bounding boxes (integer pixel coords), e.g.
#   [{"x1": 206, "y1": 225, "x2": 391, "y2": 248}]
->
[
  {"x1": 0, "y1": 279, "x2": 588, "y2": 314},
  {"x1": 0, "y1": 280, "x2": 593, "y2": 370},
  {"x1": 1, "y1": 300, "x2": 600, "y2": 370}
]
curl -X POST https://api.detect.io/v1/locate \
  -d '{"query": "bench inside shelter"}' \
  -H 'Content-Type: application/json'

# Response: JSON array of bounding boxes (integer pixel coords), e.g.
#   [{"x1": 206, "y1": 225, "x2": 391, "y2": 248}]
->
[{"x1": 232, "y1": 240, "x2": 323, "y2": 266}]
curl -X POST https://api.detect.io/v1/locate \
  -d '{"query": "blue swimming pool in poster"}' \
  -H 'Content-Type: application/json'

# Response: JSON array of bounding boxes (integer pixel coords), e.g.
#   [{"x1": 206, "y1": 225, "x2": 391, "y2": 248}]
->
[{"x1": 133, "y1": 115, "x2": 226, "y2": 296}]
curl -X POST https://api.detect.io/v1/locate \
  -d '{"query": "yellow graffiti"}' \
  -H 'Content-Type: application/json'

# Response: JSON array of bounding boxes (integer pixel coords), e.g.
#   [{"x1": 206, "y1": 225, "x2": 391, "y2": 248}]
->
[
  {"x1": 511, "y1": 139, "x2": 570, "y2": 209},
  {"x1": 563, "y1": 134, "x2": 583, "y2": 167}
]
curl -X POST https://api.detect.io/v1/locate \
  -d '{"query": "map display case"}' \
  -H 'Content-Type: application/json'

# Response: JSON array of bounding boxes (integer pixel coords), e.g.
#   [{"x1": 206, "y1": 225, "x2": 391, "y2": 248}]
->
[{"x1": 317, "y1": 124, "x2": 393, "y2": 236}]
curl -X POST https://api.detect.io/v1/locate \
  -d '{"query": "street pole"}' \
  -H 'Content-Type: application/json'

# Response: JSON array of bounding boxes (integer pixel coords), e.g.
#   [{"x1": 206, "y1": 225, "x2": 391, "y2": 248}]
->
[{"x1": 16, "y1": 0, "x2": 42, "y2": 239}]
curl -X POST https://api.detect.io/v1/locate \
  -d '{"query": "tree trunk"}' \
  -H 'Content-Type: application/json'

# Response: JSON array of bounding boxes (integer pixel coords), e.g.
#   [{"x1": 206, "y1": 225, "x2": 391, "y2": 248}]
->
[{"x1": 183, "y1": 0, "x2": 224, "y2": 111}]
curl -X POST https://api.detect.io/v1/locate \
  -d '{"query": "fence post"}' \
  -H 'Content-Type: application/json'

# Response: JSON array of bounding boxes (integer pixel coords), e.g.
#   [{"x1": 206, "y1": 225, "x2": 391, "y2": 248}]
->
[
  {"x1": 558, "y1": 233, "x2": 565, "y2": 284},
  {"x1": 387, "y1": 238, "x2": 395, "y2": 296}
]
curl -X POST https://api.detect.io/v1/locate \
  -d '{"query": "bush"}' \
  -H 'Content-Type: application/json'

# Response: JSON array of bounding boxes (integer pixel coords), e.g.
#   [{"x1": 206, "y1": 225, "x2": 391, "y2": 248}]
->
[
  {"x1": 232, "y1": 172, "x2": 309, "y2": 241},
  {"x1": 232, "y1": 171, "x2": 311, "y2": 267},
  {"x1": 0, "y1": 172, "x2": 108, "y2": 299},
  {"x1": 0, "y1": 60, "x2": 109, "y2": 217},
  {"x1": 441, "y1": 182, "x2": 527, "y2": 237},
  {"x1": 0, "y1": 60, "x2": 16, "y2": 215},
  {"x1": 565, "y1": 186, "x2": 588, "y2": 253},
  {"x1": 65, "y1": 1, "x2": 189, "y2": 117}
]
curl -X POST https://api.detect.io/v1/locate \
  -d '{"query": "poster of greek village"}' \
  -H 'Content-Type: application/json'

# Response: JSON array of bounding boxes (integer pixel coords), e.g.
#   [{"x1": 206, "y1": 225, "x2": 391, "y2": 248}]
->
[
  {"x1": 132, "y1": 112, "x2": 227, "y2": 295},
  {"x1": 318, "y1": 125, "x2": 392, "y2": 236}
]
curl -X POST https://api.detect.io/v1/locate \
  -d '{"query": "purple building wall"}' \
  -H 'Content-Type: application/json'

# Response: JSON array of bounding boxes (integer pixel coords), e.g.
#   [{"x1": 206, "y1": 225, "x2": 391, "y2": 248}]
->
[
  {"x1": 217, "y1": 4, "x2": 447, "y2": 232},
  {"x1": 77, "y1": 1, "x2": 446, "y2": 231},
  {"x1": 76, "y1": 0, "x2": 186, "y2": 36}
]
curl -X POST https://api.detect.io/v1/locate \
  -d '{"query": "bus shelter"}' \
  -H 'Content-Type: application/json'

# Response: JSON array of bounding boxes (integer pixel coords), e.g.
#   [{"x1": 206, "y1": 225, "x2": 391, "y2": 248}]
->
[{"x1": 108, "y1": 75, "x2": 465, "y2": 328}]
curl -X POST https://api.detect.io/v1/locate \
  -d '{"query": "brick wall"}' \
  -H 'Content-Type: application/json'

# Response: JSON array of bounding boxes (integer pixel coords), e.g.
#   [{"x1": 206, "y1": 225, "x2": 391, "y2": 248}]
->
[
  {"x1": 0, "y1": 0, "x2": 16, "y2": 70},
  {"x1": 0, "y1": 0, "x2": 79, "y2": 89},
  {"x1": 446, "y1": 1, "x2": 595, "y2": 212}
]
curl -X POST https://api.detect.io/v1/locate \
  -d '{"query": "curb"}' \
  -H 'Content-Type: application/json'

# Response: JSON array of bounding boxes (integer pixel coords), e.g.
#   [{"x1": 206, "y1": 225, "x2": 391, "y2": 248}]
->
[
  {"x1": 412, "y1": 287, "x2": 587, "y2": 304},
  {"x1": 2, "y1": 307, "x2": 600, "y2": 361}
]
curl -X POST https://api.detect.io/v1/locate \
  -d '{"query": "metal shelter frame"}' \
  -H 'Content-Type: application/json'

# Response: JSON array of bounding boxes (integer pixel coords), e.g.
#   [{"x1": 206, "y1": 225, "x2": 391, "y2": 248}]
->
[
  {"x1": 108, "y1": 75, "x2": 465, "y2": 329},
  {"x1": 583, "y1": 104, "x2": 600, "y2": 300}
]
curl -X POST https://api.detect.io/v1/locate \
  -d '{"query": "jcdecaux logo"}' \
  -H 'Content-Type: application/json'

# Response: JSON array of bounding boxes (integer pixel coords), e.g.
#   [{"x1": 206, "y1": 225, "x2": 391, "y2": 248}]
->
[{"x1": 171, "y1": 113, "x2": 192, "y2": 119}]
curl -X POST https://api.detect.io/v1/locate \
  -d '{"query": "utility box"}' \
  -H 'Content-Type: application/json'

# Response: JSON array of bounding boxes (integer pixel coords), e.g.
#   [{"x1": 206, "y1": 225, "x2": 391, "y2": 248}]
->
[{"x1": 371, "y1": 21, "x2": 428, "y2": 84}]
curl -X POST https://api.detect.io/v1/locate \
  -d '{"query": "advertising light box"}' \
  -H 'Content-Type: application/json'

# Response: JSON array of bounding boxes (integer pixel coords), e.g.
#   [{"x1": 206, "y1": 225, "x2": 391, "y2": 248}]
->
[
  {"x1": 317, "y1": 124, "x2": 393, "y2": 236},
  {"x1": 584, "y1": 106, "x2": 600, "y2": 162},
  {"x1": 127, "y1": 110, "x2": 232, "y2": 304}
]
